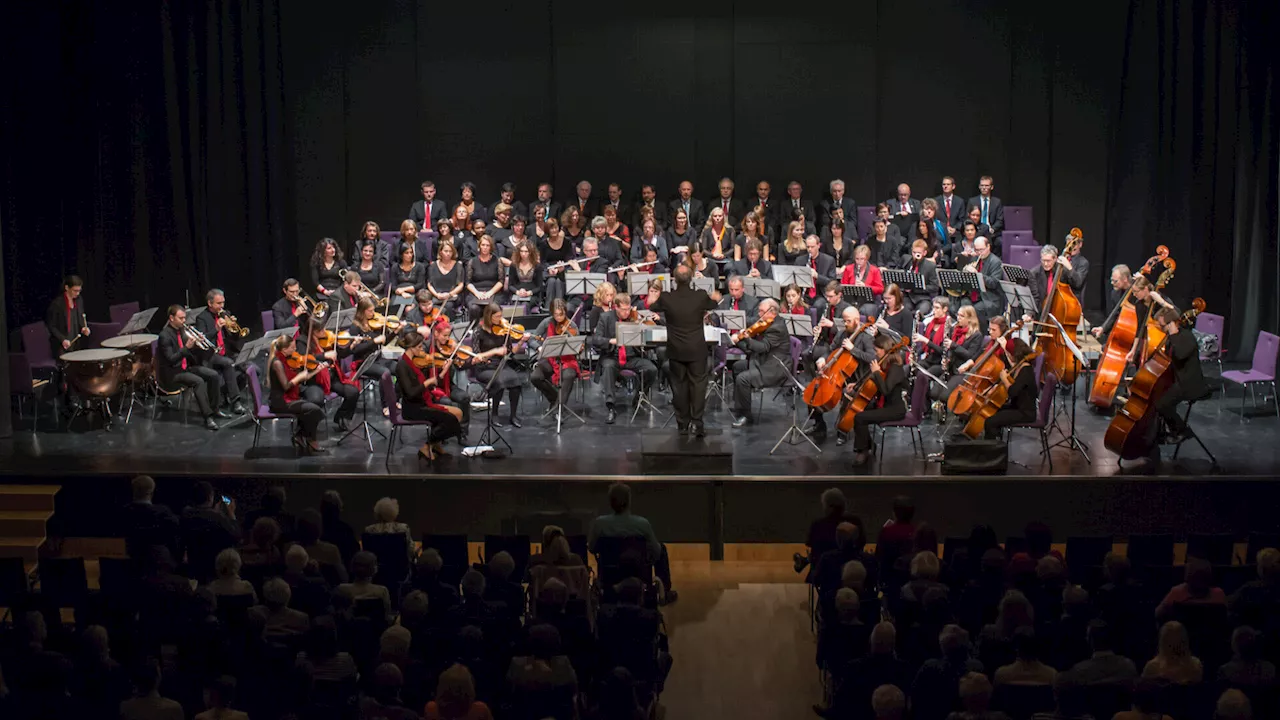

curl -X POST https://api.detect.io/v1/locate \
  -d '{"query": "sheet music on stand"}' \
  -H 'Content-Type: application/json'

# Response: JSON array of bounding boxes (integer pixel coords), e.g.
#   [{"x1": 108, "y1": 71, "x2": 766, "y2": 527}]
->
[
  {"x1": 327, "y1": 308, "x2": 356, "y2": 332},
  {"x1": 880, "y1": 269, "x2": 922, "y2": 292},
  {"x1": 840, "y1": 284, "x2": 874, "y2": 307},
  {"x1": 234, "y1": 328, "x2": 296, "y2": 367},
  {"x1": 777, "y1": 313, "x2": 814, "y2": 339},
  {"x1": 704, "y1": 326, "x2": 729, "y2": 344},
  {"x1": 538, "y1": 334, "x2": 584, "y2": 361},
  {"x1": 1002, "y1": 265, "x2": 1031, "y2": 284},
  {"x1": 1001, "y1": 281, "x2": 1036, "y2": 316},
  {"x1": 1046, "y1": 313, "x2": 1087, "y2": 367},
  {"x1": 628, "y1": 273, "x2": 672, "y2": 295},
  {"x1": 772, "y1": 265, "x2": 814, "y2": 290},
  {"x1": 938, "y1": 268, "x2": 984, "y2": 295},
  {"x1": 742, "y1": 277, "x2": 780, "y2": 300},
  {"x1": 119, "y1": 308, "x2": 160, "y2": 335},
  {"x1": 615, "y1": 322, "x2": 648, "y2": 350},
  {"x1": 185, "y1": 307, "x2": 208, "y2": 324},
  {"x1": 711, "y1": 310, "x2": 747, "y2": 332},
  {"x1": 565, "y1": 272, "x2": 607, "y2": 296},
  {"x1": 643, "y1": 326, "x2": 667, "y2": 345},
  {"x1": 692, "y1": 277, "x2": 716, "y2": 294}
]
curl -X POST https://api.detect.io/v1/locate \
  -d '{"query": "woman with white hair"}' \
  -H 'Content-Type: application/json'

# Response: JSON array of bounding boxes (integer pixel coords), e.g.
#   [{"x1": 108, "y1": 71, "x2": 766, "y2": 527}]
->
[
  {"x1": 365, "y1": 496, "x2": 415, "y2": 562},
  {"x1": 207, "y1": 548, "x2": 257, "y2": 602}
]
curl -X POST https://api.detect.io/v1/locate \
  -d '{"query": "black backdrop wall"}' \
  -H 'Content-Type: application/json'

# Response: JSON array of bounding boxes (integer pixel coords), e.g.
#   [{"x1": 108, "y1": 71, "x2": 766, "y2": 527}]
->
[{"x1": 3, "y1": 0, "x2": 1276, "y2": 357}]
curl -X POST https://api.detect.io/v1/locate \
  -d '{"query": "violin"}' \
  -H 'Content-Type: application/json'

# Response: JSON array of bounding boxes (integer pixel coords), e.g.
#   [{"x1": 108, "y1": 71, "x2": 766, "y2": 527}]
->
[
  {"x1": 732, "y1": 315, "x2": 775, "y2": 343},
  {"x1": 315, "y1": 329, "x2": 368, "y2": 350},
  {"x1": 368, "y1": 312, "x2": 403, "y2": 331},
  {"x1": 285, "y1": 351, "x2": 327, "y2": 372},
  {"x1": 433, "y1": 337, "x2": 477, "y2": 365},
  {"x1": 834, "y1": 337, "x2": 911, "y2": 434},
  {"x1": 492, "y1": 320, "x2": 526, "y2": 337}
]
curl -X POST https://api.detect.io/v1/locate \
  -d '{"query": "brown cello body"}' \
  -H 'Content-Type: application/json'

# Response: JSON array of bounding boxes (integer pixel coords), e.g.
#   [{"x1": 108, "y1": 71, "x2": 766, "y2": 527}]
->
[
  {"x1": 834, "y1": 337, "x2": 910, "y2": 434},
  {"x1": 1088, "y1": 302, "x2": 1139, "y2": 407},
  {"x1": 947, "y1": 320, "x2": 1025, "y2": 415},
  {"x1": 803, "y1": 321, "x2": 872, "y2": 411},
  {"x1": 962, "y1": 353, "x2": 1039, "y2": 439}
]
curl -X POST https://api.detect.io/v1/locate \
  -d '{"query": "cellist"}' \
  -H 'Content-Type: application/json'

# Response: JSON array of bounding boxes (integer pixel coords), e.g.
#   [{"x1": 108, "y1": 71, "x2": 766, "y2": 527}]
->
[
  {"x1": 849, "y1": 333, "x2": 909, "y2": 467},
  {"x1": 1150, "y1": 305, "x2": 1208, "y2": 445},
  {"x1": 1090, "y1": 274, "x2": 1170, "y2": 343},
  {"x1": 979, "y1": 338, "x2": 1038, "y2": 439},
  {"x1": 805, "y1": 306, "x2": 876, "y2": 443}
]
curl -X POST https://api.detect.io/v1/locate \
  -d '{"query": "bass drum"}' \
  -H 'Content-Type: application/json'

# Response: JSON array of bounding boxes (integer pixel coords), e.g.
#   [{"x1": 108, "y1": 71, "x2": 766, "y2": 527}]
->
[{"x1": 60, "y1": 349, "x2": 130, "y2": 399}]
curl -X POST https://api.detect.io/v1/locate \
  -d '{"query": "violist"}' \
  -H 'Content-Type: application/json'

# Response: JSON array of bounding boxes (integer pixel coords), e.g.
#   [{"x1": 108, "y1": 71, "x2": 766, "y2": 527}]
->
[{"x1": 528, "y1": 298, "x2": 580, "y2": 412}]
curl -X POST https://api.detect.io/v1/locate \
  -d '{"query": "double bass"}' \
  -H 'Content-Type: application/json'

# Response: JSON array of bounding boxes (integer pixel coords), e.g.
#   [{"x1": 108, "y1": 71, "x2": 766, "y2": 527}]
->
[
  {"x1": 961, "y1": 350, "x2": 1041, "y2": 439},
  {"x1": 1103, "y1": 299, "x2": 1205, "y2": 459},
  {"x1": 946, "y1": 319, "x2": 1026, "y2": 415},
  {"x1": 1088, "y1": 247, "x2": 1175, "y2": 408},
  {"x1": 803, "y1": 320, "x2": 874, "y2": 411},
  {"x1": 1138, "y1": 264, "x2": 1177, "y2": 364},
  {"x1": 834, "y1": 337, "x2": 910, "y2": 434},
  {"x1": 1032, "y1": 228, "x2": 1085, "y2": 384}
]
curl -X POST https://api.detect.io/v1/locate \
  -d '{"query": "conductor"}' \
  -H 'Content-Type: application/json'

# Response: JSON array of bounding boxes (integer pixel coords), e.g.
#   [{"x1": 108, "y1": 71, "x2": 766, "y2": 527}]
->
[{"x1": 650, "y1": 264, "x2": 718, "y2": 437}]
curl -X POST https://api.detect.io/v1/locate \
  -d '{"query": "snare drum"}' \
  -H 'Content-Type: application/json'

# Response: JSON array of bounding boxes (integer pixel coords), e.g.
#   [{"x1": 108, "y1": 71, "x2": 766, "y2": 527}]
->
[
  {"x1": 60, "y1": 348, "x2": 131, "y2": 399},
  {"x1": 101, "y1": 333, "x2": 158, "y2": 383}
]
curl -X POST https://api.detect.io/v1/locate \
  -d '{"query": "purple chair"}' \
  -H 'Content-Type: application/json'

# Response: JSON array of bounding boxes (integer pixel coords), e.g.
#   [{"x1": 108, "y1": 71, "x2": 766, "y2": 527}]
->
[
  {"x1": 1005, "y1": 206, "x2": 1033, "y2": 232},
  {"x1": 857, "y1": 206, "x2": 876, "y2": 239},
  {"x1": 87, "y1": 321, "x2": 122, "y2": 349},
  {"x1": 109, "y1": 302, "x2": 141, "y2": 327},
  {"x1": 1004, "y1": 244, "x2": 1040, "y2": 271},
  {"x1": 244, "y1": 364, "x2": 296, "y2": 449},
  {"x1": 1194, "y1": 312, "x2": 1225, "y2": 379},
  {"x1": 380, "y1": 372, "x2": 432, "y2": 466},
  {"x1": 1221, "y1": 331, "x2": 1279, "y2": 418},
  {"x1": 877, "y1": 371, "x2": 930, "y2": 472},
  {"x1": 1003, "y1": 230, "x2": 1035, "y2": 246},
  {"x1": 1007, "y1": 371, "x2": 1058, "y2": 472},
  {"x1": 21, "y1": 322, "x2": 57, "y2": 374},
  {"x1": 9, "y1": 352, "x2": 50, "y2": 431},
  {"x1": 261, "y1": 310, "x2": 274, "y2": 333}
]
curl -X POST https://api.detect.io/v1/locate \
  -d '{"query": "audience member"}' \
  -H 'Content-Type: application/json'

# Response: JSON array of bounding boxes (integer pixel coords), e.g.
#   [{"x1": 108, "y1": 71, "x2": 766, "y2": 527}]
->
[
  {"x1": 282, "y1": 544, "x2": 332, "y2": 616},
  {"x1": 367, "y1": 496, "x2": 417, "y2": 562},
  {"x1": 995, "y1": 627, "x2": 1057, "y2": 687},
  {"x1": 242, "y1": 485, "x2": 295, "y2": 542},
  {"x1": 321, "y1": 489, "x2": 362, "y2": 567},
  {"x1": 1062, "y1": 620, "x2": 1137, "y2": 687},
  {"x1": 75, "y1": 625, "x2": 130, "y2": 716},
  {"x1": 832, "y1": 622, "x2": 913, "y2": 720},
  {"x1": 902, "y1": 550, "x2": 949, "y2": 603},
  {"x1": 507, "y1": 623, "x2": 578, "y2": 719},
  {"x1": 912, "y1": 624, "x2": 983, "y2": 720},
  {"x1": 803, "y1": 488, "x2": 857, "y2": 574},
  {"x1": 207, "y1": 548, "x2": 257, "y2": 601},
  {"x1": 1142, "y1": 621, "x2": 1203, "y2": 685},
  {"x1": 193, "y1": 675, "x2": 250, "y2": 720},
  {"x1": 119, "y1": 658, "x2": 184, "y2": 720},
  {"x1": 297, "y1": 507, "x2": 349, "y2": 583},
  {"x1": 360, "y1": 663, "x2": 420, "y2": 720},
  {"x1": 239, "y1": 516, "x2": 283, "y2": 568},
  {"x1": 590, "y1": 667, "x2": 647, "y2": 720},
  {"x1": 339, "y1": 550, "x2": 393, "y2": 620},
  {"x1": 1112, "y1": 679, "x2": 1173, "y2": 720},
  {"x1": 1050, "y1": 584, "x2": 1094, "y2": 671},
  {"x1": 1156, "y1": 557, "x2": 1226, "y2": 619},
  {"x1": 818, "y1": 588, "x2": 871, "y2": 672},
  {"x1": 483, "y1": 550, "x2": 525, "y2": 618},
  {"x1": 411, "y1": 548, "x2": 460, "y2": 619},
  {"x1": 180, "y1": 481, "x2": 241, "y2": 581},
  {"x1": 122, "y1": 474, "x2": 180, "y2": 561},
  {"x1": 1227, "y1": 547, "x2": 1280, "y2": 629},
  {"x1": 425, "y1": 663, "x2": 494, "y2": 719},
  {"x1": 259, "y1": 577, "x2": 309, "y2": 640},
  {"x1": 817, "y1": 521, "x2": 878, "y2": 613},
  {"x1": 298, "y1": 617, "x2": 358, "y2": 684},
  {"x1": 876, "y1": 495, "x2": 918, "y2": 573},
  {"x1": 980, "y1": 590, "x2": 1036, "y2": 674},
  {"x1": 1214, "y1": 688, "x2": 1253, "y2": 720},
  {"x1": 947, "y1": 671, "x2": 1011, "y2": 720},
  {"x1": 588, "y1": 482, "x2": 678, "y2": 604},
  {"x1": 872, "y1": 684, "x2": 907, "y2": 720},
  {"x1": 958, "y1": 549, "x2": 1008, "y2": 635},
  {"x1": 1216, "y1": 625, "x2": 1276, "y2": 689}
]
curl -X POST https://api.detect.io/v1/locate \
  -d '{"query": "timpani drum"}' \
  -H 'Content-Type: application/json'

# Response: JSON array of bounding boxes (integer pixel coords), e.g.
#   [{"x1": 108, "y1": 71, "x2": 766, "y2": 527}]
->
[
  {"x1": 60, "y1": 348, "x2": 131, "y2": 399},
  {"x1": 101, "y1": 333, "x2": 158, "y2": 383}
]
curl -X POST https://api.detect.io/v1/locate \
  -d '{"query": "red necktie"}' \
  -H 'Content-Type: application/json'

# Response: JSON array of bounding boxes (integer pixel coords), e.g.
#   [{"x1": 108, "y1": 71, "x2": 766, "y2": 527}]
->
[
  {"x1": 618, "y1": 320, "x2": 627, "y2": 365},
  {"x1": 723, "y1": 199, "x2": 729, "y2": 212},
  {"x1": 733, "y1": 299, "x2": 739, "y2": 311},
  {"x1": 913, "y1": 261, "x2": 919, "y2": 273},
  {"x1": 945, "y1": 196, "x2": 951, "y2": 219},
  {"x1": 809, "y1": 258, "x2": 818, "y2": 298},
  {"x1": 1046, "y1": 274, "x2": 1053, "y2": 302},
  {"x1": 970, "y1": 260, "x2": 983, "y2": 302},
  {"x1": 177, "y1": 333, "x2": 187, "y2": 370},
  {"x1": 216, "y1": 325, "x2": 225, "y2": 356}
]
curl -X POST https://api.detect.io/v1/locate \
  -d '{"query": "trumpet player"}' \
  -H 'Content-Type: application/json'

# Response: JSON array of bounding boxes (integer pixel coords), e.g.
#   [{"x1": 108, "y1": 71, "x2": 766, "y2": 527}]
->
[
  {"x1": 158, "y1": 305, "x2": 227, "y2": 431},
  {"x1": 192, "y1": 289, "x2": 247, "y2": 416}
]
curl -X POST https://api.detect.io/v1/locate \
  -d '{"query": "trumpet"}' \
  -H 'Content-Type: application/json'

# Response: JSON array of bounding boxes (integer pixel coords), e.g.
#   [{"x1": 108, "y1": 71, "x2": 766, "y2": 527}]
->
[
  {"x1": 181, "y1": 323, "x2": 215, "y2": 351},
  {"x1": 218, "y1": 310, "x2": 249, "y2": 337},
  {"x1": 300, "y1": 293, "x2": 329, "y2": 321}
]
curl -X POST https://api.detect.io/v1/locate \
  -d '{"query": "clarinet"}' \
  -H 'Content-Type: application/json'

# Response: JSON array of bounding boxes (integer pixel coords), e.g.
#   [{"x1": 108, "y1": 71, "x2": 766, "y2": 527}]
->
[
  {"x1": 912, "y1": 311, "x2": 927, "y2": 365},
  {"x1": 940, "y1": 317, "x2": 957, "y2": 379}
]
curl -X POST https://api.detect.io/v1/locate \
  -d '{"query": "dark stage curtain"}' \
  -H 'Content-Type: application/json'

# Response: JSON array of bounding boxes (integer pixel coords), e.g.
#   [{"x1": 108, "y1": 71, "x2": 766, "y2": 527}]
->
[
  {"x1": 1106, "y1": 0, "x2": 1279, "y2": 359},
  {"x1": 0, "y1": 0, "x2": 294, "y2": 338}
]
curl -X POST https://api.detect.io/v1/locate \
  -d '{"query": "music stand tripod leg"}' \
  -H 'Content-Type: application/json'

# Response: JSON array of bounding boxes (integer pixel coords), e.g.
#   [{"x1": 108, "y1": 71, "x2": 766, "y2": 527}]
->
[
  {"x1": 769, "y1": 357, "x2": 822, "y2": 454},
  {"x1": 338, "y1": 377, "x2": 387, "y2": 453}
]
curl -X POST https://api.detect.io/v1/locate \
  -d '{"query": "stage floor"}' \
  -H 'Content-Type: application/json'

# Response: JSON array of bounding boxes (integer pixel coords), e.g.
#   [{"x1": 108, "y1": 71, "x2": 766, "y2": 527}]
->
[{"x1": 1, "y1": 373, "x2": 1271, "y2": 480}]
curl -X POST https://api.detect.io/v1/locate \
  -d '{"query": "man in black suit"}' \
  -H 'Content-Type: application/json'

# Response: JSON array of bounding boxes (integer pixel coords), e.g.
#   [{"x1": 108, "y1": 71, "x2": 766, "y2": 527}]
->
[
  {"x1": 901, "y1": 240, "x2": 939, "y2": 315},
  {"x1": 935, "y1": 176, "x2": 966, "y2": 244},
  {"x1": 45, "y1": 274, "x2": 89, "y2": 357},
  {"x1": 602, "y1": 182, "x2": 629, "y2": 224},
  {"x1": 968, "y1": 175, "x2": 1004, "y2": 251},
  {"x1": 795, "y1": 235, "x2": 838, "y2": 305},
  {"x1": 408, "y1": 181, "x2": 447, "y2": 231},
  {"x1": 667, "y1": 180, "x2": 705, "y2": 229},
  {"x1": 329, "y1": 271, "x2": 363, "y2": 314},
  {"x1": 783, "y1": 181, "x2": 816, "y2": 234},
  {"x1": 1028, "y1": 244, "x2": 1088, "y2": 315},
  {"x1": 631, "y1": 183, "x2": 662, "y2": 230},
  {"x1": 961, "y1": 236, "x2": 1005, "y2": 327},
  {"x1": 729, "y1": 298, "x2": 791, "y2": 427},
  {"x1": 572, "y1": 180, "x2": 598, "y2": 219},
  {"x1": 885, "y1": 183, "x2": 920, "y2": 239},
  {"x1": 819, "y1": 179, "x2": 857, "y2": 230},
  {"x1": 592, "y1": 294, "x2": 659, "y2": 425},
  {"x1": 718, "y1": 276, "x2": 761, "y2": 324},
  {"x1": 191, "y1": 289, "x2": 247, "y2": 415},
  {"x1": 754, "y1": 180, "x2": 779, "y2": 231},
  {"x1": 809, "y1": 282, "x2": 851, "y2": 361},
  {"x1": 708, "y1": 177, "x2": 746, "y2": 228},
  {"x1": 530, "y1": 182, "x2": 562, "y2": 223},
  {"x1": 491, "y1": 182, "x2": 528, "y2": 222},
  {"x1": 122, "y1": 474, "x2": 180, "y2": 561},
  {"x1": 649, "y1": 264, "x2": 718, "y2": 436},
  {"x1": 1152, "y1": 305, "x2": 1208, "y2": 445},
  {"x1": 157, "y1": 305, "x2": 225, "y2": 431},
  {"x1": 271, "y1": 278, "x2": 307, "y2": 331},
  {"x1": 728, "y1": 241, "x2": 772, "y2": 281}
]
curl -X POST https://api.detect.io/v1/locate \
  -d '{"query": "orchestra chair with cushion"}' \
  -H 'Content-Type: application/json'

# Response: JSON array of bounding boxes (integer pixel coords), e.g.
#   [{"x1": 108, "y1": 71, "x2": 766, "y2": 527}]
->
[
  {"x1": 1221, "y1": 330, "x2": 1278, "y2": 419},
  {"x1": 86, "y1": 322, "x2": 122, "y2": 349},
  {"x1": 21, "y1": 322, "x2": 58, "y2": 376},
  {"x1": 261, "y1": 310, "x2": 274, "y2": 333},
  {"x1": 1194, "y1": 312, "x2": 1226, "y2": 380},
  {"x1": 1169, "y1": 391, "x2": 1219, "y2": 468},
  {"x1": 379, "y1": 373, "x2": 432, "y2": 468},
  {"x1": 1004, "y1": 206, "x2": 1033, "y2": 232},
  {"x1": 109, "y1": 302, "x2": 141, "y2": 327},
  {"x1": 9, "y1": 352, "x2": 51, "y2": 431},
  {"x1": 149, "y1": 345, "x2": 195, "y2": 426},
  {"x1": 876, "y1": 371, "x2": 930, "y2": 473},
  {"x1": 1005, "y1": 370, "x2": 1057, "y2": 472},
  {"x1": 1002, "y1": 230, "x2": 1035, "y2": 247},
  {"x1": 244, "y1": 364, "x2": 297, "y2": 450}
]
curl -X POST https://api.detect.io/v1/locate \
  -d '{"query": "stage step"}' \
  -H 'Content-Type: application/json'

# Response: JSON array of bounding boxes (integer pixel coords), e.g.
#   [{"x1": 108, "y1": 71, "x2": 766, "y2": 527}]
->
[
  {"x1": 0, "y1": 510, "x2": 56, "y2": 537},
  {"x1": 639, "y1": 429, "x2": 734, "y2": 475},
  {"x1": 0, "y1": 537, "x2": 46, "y2": 563},
  {"x1": 0, "y1": 485, "x2": 59, "y2": 562},
  {"x1": 0, "y1": 484, "x2": 61, "y2": 512}
]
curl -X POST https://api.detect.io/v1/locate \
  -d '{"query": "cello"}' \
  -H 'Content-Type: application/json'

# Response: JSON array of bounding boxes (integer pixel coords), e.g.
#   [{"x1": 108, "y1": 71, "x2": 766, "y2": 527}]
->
[
  {"x1": 961, "y1": 349, "x2": 1041, "y2": 439},
  {"x1": 834, "y1": 336, "x2": 910, "y2": 434},
  {"x1": 1033, "y1": 228, "x2": 1085, "y2": 384},
  {"x1": 1088, "y1": 247, "x2": 1174, "y2": 408},
  {"x1": 803, "y1": 319, "x2": 874, "y2": 411},
  {"x1": 1103, "y1": 299, "x2": 1205, "y2": 459},
  {"x1": 946, "y1": 318, "x2": 1026, "y2": 415}
]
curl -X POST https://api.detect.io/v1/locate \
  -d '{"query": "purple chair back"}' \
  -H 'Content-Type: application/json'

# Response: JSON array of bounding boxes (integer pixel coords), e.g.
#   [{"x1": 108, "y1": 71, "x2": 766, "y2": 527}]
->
[
  {"x1": 1194, "y1": 313, "x2": 1225, "y2": 359},
  {"x1": 1033, "y1": 353, "x2": 1046, "y2": 382},
  {"x1": 87, "y1": 322, "x2": 123, "y2": 349},
  {"x1": 1005, "y1": 206, "x2": 1033, "y2": 232},
  {"x1": 1005, "y1": 244, "x2": 1040, "y2": 270},
  {"x1": 109, "y1": 302, "x2": 141, "y2": 326},
  {"x1": 244, "y1": 364, "x2": 271, "y2": 418},
  {"x1": 1252, "y1": 331, "x2": 1279, "y2": 378},
  {"x1": 380, "y1": 373, "x2": 410, "y2": 425},
  {"x1": 789, "y1": 336, "x2": 804, "y2": 373},
  {"x1": 261, "y1": 310, "x2": 274, "y2": 333},
  {"x1": 21, "y1": 322, "x2": 55, "y2": 370},
  {"x1": 1033, "y1": 371, "x2": 1057, "y2": 427},
  {"x1": 1003, "y1": 230, "x2": 1035, "y2": 246},
  {"x1": 9, "y1": 353, "x2": 34, "y2": 397},
  {"x1": 857, "y1": 206, "x2": 876, "y2": 238}
]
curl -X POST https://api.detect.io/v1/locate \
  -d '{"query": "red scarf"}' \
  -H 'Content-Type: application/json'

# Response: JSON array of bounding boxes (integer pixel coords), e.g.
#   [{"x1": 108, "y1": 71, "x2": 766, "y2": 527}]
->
[
  {"x1": 308, "y1": 336, "x2": 359, "y2": 394},
  {"x1": 545, "y1": 321, "x2": 580, "y2": 385},
  {"x1": 275, "y1": 351, "x2": 301, "y2": 403},
  {"x1": 952, "y1": 326, "x2": 969, "y2": 344},
  {"x1": 925, "y1": 317, "x2": 947, "y2": 351}
]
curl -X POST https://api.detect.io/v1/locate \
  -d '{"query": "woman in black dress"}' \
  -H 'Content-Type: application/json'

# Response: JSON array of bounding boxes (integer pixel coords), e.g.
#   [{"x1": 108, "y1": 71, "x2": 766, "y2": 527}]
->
[
  {"x1": 266, "y1": 334, "x2": 326, "y2": 454},
  {"x1": 465, "y1": 235, "x2": 504, "y2": 319},
  {"x1": 849, "y1": 332, "x2": 910, "y2": 466},
  {"x1": 348, "y1": 240, "x2": 386, "y2": 296},
  {"x1": 391, "y1": 243, "x2": 425, "y2": 307},
  {"x1": 823, "y1": 218, "x2": 857, "y2": 275},
  {"x1": 682, "y1": 242, "x2": 719, "y2": 285},
  {"x1": 507, "y1": 241, "x2": 544, "y2": 310},
  {"x1": 347, "y1": 299, "x2": 392, "y2": 381},
  {"x1": 777, "y1": 221, "x2": 809, "y2": 266},
  {"x1": 471, "y1": 303, "x2": 529, "y2": 428},
  {"x1": 877, "y1": 284, "x2": 914, "y2": 341},
  {"x1": 395, "y1": 330, "x2": 463, "y2": 462},
  {"x1": 427, "y1": 240, "x2": 465, "y2": 317},
  {"x1": 666, "y1": 208, "x2": 697, "y2": 256},
  {"x1": 529, "y1": 204, "x2": 551, "y2": 243},
  {"x1": 734, "y1": 211, "x2": 767, "y2": 262},
  {"x1": 560, "y1": 206, "x2": 587, "y2": 248},
  {"x1": 310, "y1": 238, "x2": 346, "y2": 301}
]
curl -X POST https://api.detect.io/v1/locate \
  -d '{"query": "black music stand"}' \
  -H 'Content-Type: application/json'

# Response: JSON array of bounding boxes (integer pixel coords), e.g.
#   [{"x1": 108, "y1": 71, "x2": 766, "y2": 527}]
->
[
  {"x1": 880, "y1": 269, "x2": 922, "y2": 294},
  {"x1": 841, "y1": 284, "x2": 874, "y2": 309},
  {"x1": 616, "y1": 323, "x2": 658, "y2": 422},
  {"x1": 772, "y1": 266, "x2": 815, "y2": 292},
  {"x1": 692, "y1": 277, "x2": 716, "y2": 294},
  {"x1": 474, "y1": 334, "x2": 515, "y2": 455},
  {"x1": 337, "y1": 352, "x2": 388, "y2": 453},
  {"x1": 1042, "y1": 313, "x2": 1091, "y2": 463},
  {"x1": 938, "y1": 269, "x2": 983, "y2": 298},
  {"x1": 711, "y1": 310, "x2": 747, "y2": 334},
  {"x1": 1002, "y1": 265, "x2": 1031, "y2": 284},
  {"x1": 1001, "y1": 280, "x2": 1037, "y2": 330},
  {"x1": 770, "y1": 314, "x2": 821, "y2": 454},
  {"x1": 742, "y1": 277, "x2": 781, "y2": 300},
  {"x1": 537, "y1": 334, "x2": 586, "y2": 433}
]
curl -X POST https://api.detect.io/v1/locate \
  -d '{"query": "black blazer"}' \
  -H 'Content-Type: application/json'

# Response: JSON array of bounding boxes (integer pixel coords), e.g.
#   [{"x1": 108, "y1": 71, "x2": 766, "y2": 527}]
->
[
  {"x1": 45, "y1": 293, "x2": 87, "y2": 355},
  {"x1": 719, "y1": 292, "x2": 761, "y2": 325},
  {"x1": 899, "y1": 257, "x2": 939, "y2": 300},
  {"x1": 667, "y1": 198, "x2": 706, "y2": 229},
  {"x1": 629, "y1": 200, "x2": 663, "y2": 229},
  {"x1": 570, "y1": 197, "x2": 600, "y2": 220},
  {"x1": 737, "y1": 321, "x2": 791, "y2": 386},
  {"x1": 408, "y1": 199, "x2": 447, "y2": 230},
  {"x1": 885, "y1": 198, "x2": 920, "y2": 216},
  {"x1": 935, "y1": 194, "x2": 967, "y2": 231},
  {"x1": 728, "y1": 258, "x2": 773, "y2": 281},
  {"x1": 271, "y1": 297, "x2": 301, "y2": 331},
  {"x1": 819, "y1": 197, "x2": 857, "y2": 229},
  {"x1": 490, "y1": 199, "x2": 529, "y2": 221},
  {"x1": 649, "y1": 285, "x2": 718, "y2": 362},
  {"x1": 531, "y1": 200, "x2": 563, "y2": 224},
  {"x1": 706, "y1": 196, "x2": 747, "y2": 227},
  {"x1": 793, "y1": 252, "x2": 838, "y2": 293},
  {"x1": 780, "y1": 196, "x2": 817, "y2": 226},
  {"x1": 156, "y1": 324, "x2": 198, "y2": 387},
  {"x1": 589, "y1": 309, "x2": 644, "y2": 361}
]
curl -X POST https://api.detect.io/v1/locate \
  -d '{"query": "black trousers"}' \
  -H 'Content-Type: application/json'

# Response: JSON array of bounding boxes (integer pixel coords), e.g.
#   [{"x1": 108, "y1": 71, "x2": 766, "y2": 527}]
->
[
  {"x1": 439, "y1": 385, "x2": 472, "y2": 428},
  {"x1": 731, "y1": 358, "x2": 780, "y2": 415},
  {"x1": 599, "y1": 356, "x2": 657, "y2": 406},
  {"x1": 983, "y1": 408, "x2": 1035, "y2": 439},
  {"x1": 171, "y1": 367, "x2": 222, "y2": 417},
  {"x1": 1156, "y1": 381, "x2": 1192, "y2": 434},
  {"x1": 475, "y1": 367, "x2": 522, "y2": 419},
  {"x1": 852, "y1": 405, "x2": 907, "y2": 451},
  {"x1": 667, "y1": 356, "x2": 709, "y2": 427},
  {"x1": 203, "y1": 353, "x2": 241, "y2": 403},
  {"x1": 271, "y1": 399, "x2": 324, "y2": 439},
  {"x1": 402, "y1": 401, "x2": 463, "y2": 443},
  {"x1": 530, "y1": 360, "x2": 578, "y2": 406},
  {"x1": 909, "y1": 296, "x2": 933, "y2": 316},
  {"x1": 301, "y1": 377, "x2": 359, "y2": 421}
]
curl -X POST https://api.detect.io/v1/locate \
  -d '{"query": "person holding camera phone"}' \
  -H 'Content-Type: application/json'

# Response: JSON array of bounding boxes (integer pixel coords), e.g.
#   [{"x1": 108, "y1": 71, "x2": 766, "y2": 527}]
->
[{"x1": 179, "y1": 480, "x2": 240, "y2": 582}]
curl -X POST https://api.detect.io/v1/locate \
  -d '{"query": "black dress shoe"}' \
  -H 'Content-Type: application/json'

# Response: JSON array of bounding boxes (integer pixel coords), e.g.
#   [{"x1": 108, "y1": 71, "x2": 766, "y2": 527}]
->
[
  {"x1": 203, "y1": 417, "x2": 220, "y2": 431},
  {"x1": 606, "y1": 406, "x2": 617, "y2": 425},
  {"x1": 677, "y1": 423, "x2": 690, "y2": 435},
  {"x1": 732, "y1": 414, "x2": 749, "y2": 428},
  {"x1": 335, "y1": 417, "x2": 349, "y2": 432},
  {"x1": 508, "y1": 415, "x2": 522, "y2": 429},
  {"x1": 213, "y1": 410, "x2": 232, "y2": 419},
  {"x1": 230, "y1": 401, "x2": 247, "y2": 415},
  {"x1": 694, "y1": 423, "x2": 706, "y2": 438}
]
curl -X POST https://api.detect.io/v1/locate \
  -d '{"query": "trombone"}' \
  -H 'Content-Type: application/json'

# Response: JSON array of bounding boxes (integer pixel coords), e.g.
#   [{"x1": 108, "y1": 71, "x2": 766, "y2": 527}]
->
[{"x1": 300, "y1": 293, "x2": 329, "y2": 321}]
